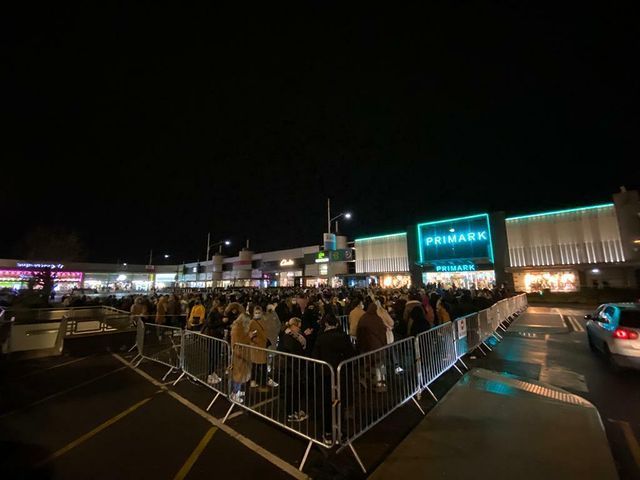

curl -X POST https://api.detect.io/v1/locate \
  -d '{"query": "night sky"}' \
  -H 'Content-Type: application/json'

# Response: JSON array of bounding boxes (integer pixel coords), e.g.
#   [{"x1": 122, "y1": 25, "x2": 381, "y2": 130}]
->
[{"x1": 3, "y1": 3, "x2": 639, "y2": 264}]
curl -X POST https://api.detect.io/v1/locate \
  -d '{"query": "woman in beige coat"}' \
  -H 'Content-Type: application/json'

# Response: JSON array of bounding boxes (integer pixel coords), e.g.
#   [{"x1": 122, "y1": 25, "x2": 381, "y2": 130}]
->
[{"x1": 227, "y1": 302, "x2": 251, "y2": 403}]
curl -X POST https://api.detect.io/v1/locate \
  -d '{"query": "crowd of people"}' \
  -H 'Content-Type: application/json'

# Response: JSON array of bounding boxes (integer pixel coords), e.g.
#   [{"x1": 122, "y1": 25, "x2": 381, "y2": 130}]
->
[{"x1": 60, "y1": 284, "x2": 511, "y2": 443}]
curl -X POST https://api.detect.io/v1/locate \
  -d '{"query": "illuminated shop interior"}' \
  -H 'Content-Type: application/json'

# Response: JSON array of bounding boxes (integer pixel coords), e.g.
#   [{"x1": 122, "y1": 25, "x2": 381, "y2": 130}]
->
[
  {"x1": 423, "y1": 270, "x2": 496, "y2": 290},
  {"x1": 520, "y1": 271, "x2": 579, "y2": 292}
]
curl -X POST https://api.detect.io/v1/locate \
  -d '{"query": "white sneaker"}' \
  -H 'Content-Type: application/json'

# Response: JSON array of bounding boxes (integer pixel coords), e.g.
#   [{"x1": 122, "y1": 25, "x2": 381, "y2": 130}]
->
[
  {"x1": 230, "y1": 392, "x2": 244, "y2": 404},
  {"x1": 207, "y1": 373, "x2": 221, "y2": 385},
  {"x1": 250, "y1": 380, "x2": 258, "y2": 388},
  {"x1": 267, "y1": 378, "x2": 279, "y2": 388},
  {"x1": 394, "y1": 366, "x2": 404, "y2": 375},
  {"x1": 296, "y1": 410, "x2": 308, "y2": 421}
]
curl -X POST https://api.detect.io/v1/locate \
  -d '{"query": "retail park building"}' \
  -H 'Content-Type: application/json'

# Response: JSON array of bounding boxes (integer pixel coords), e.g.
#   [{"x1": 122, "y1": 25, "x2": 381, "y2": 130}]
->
[{"x1": 2, "y1": 188, "x2": 640, "y2": 294}]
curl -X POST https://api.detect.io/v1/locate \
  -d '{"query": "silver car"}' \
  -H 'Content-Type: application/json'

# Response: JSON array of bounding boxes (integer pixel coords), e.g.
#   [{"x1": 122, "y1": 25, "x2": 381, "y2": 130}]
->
[{"x1": 586, "y1": 303, "x2": 640, "y2": 370}]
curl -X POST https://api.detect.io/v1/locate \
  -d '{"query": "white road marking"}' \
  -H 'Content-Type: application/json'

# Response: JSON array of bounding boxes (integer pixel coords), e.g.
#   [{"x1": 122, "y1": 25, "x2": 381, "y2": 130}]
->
[{"x1": 111, "y1": 353, "x2": 309, "y2": 480}]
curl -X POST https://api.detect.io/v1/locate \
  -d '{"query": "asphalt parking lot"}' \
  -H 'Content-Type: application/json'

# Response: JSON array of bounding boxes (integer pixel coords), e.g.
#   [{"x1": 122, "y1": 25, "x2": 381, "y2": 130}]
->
[{"x1": 0, "y1": 341, "x2": 461, "y2": 480}]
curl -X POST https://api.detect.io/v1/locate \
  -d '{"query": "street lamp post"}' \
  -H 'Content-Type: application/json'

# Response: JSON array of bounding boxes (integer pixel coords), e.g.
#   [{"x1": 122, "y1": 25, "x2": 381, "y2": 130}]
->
[{"x1": 206, "y1": 233, "x2": 231, "y2": 260}]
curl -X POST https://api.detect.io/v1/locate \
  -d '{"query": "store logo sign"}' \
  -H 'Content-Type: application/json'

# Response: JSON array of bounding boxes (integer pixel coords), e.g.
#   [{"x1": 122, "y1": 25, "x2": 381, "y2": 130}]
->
[
  {"x1": 424, "y1": 231, "x2": 487, "y2": 246},
  {"x1": 417, "y1": 213, "x2": 494, "y2": 264},
  {"x1": 435, "y1": 264, "x2": 477, "y2": 272},
  {"x1": 17, "y1": 262, "x2": 64, "y2": 269},
  {"x1": 280, "y1": 259, "x2": 295, "y2": 266}
]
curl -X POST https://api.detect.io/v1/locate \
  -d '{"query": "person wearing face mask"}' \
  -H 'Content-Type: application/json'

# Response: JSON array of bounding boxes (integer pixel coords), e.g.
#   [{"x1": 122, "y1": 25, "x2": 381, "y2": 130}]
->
[{"x1": 248, "y1": 306, "x2": 278, "y2": 392}]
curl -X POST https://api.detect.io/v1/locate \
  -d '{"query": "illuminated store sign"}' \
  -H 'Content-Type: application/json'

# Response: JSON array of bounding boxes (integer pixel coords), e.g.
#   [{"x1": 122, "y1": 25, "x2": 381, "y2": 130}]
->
[
  {"x1": 280, "y1": 259, "x2": 295, "y2": 267},
  {"x1": 16, "y1": 262, "x2": 64, "y2": 269},
  {"x1": 435, "y1": 264, "x2": 477, "y2": 272},
  {"x1": 417, "y1": 213, "x2": 494, "y2": 264},
  {"x1": 304, "y1": 249, "x2": 354, "y2": 265}
]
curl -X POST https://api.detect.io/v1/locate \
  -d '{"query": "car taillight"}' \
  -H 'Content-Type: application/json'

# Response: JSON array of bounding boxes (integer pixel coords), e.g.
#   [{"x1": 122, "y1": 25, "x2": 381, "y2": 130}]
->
[{"x1": 613, "y1": 328, "x2": 639, "y2": 340}]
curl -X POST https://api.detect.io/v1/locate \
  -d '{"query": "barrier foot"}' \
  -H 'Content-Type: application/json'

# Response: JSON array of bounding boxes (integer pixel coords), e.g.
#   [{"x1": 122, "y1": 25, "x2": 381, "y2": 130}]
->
[
  {"x1": 482, "y1": 341, "x2": 493, "y2": 352},
  {"x1": 127, "y1": 343, "x2": 137, "y2": 353},
  {"x1": 411, "y1": 395, "x2": 426, "y2": 415},
  {"x1": 426, "y1": 386, "x2": 438, "y2": 402},
  {"x1": 477, "y1": 345, "x2": 488, "y2": 356},
  {"x1": 498, "y1": 324, "x2": 508, "y2": 332},
  {"x1": 131, "y1": 354, "x2": 141, "y2": 365},
  {"x1": 348, "y1": 442, "x2": 367, "y2": 474},
  {"x1": 457, "y1": 358, "x2": 469, "y2": 370},
  {"x1": 222, "y1": 403, "x2": 235, "y2": 423},
  {"x1": 172, "y1": 372, "x2": 186, "y2": 386},
  {"x1": 493, "y1": 332, "x2": 503, "y2": 341},
  {"x1": 133, "y1": 356, "x2": 143, "y2": 367},
  {"x1": 162, "y1": 367, "x2": 175, "y2": 382},
  {"x1": 299, "y1": 440, "x2": 313, "y2": 471},
  {"x1": 453, "y1": 364, "x2": 463, "y2": 375},
  {"x1": 206, "y1": 393, "x2": 220, "y2": 412}
]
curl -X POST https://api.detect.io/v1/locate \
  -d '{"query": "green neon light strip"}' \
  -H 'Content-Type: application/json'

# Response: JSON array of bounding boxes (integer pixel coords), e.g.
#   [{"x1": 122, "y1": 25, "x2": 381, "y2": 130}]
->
[
  {"x1": 416, "y1": 213, "x2": 489, "y2": 228},
  {"x1": 417, "y1": 213, "x2": 494, "y2": 264},
  {"x1": 506, "y1": 203, "x2": 614, "y2": 221},
  {"x1": 355, "y1": 232, "x2": 406, "y2": 242}
]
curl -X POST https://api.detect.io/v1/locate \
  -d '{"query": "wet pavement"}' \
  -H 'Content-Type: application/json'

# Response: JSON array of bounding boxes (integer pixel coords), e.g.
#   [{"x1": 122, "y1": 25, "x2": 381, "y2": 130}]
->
[{"x1": 470, "y1": 306, "x2": 640, "y2": 479}]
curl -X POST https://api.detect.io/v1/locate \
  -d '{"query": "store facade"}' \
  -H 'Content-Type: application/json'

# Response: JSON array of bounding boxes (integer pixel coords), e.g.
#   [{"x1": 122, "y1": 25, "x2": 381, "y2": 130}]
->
[
  {"x1": 407, "y1": 212, "x2": 510, "y2": 290},
  {"x1": 505, "y1": 200, "x2": 637, "y2": 292},
  {"x1": 353, "y1": 233, "x2": 411, "y2": 287}
]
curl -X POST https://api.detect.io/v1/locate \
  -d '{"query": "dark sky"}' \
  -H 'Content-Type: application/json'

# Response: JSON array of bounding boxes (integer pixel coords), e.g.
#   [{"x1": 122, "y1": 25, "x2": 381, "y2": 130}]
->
[{"x1": 3, "y1": 3, "x2": 639, "y2": 264}]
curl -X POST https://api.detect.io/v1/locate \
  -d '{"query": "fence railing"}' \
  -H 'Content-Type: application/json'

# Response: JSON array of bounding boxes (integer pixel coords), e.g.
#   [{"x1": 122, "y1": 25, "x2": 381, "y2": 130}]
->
[
  {"x1": 336, "y1": 337, "x2": 424, "y2": 471},
  {"x1": 132, "y1": 322, "x2": 183, "y2": 380},
  {"x1": 174, "y1": 331, "x2": 231, "y2": 410},
  {"x1": 223, "y1": 343, "x2": 336, "y2": 471},
  {"x1": 125, "y1": 293, "x2": 527, "y2": 473}
]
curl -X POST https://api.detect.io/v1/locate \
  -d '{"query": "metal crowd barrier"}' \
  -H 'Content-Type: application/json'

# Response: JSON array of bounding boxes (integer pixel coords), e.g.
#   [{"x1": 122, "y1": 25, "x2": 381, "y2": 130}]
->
[
  {"x1": 337, "y1": 315, "x2": 349, "y2": 335},
  {"x1": 132, "y1": 322, "x2": 183, "y2": 380},
  {"x1": 415, "y1": 321, "x2": 462, "y2": 401},
  {"x1": 222, "y1": 343, "x2": 336, "y2": 471},
  {"x1": 174, "y1": 331, "x2": 231, "y2": 411},
  {"x1": 336, "y1": 337, "x2": 424, "y2": 472}
]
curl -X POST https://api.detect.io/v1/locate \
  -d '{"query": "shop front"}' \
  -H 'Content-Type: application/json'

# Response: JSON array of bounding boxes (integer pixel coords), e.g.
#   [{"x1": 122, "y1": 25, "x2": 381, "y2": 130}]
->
[
  {"x1": 512, "y1": 269, "x2": 579, "y2": 293},
  {"x1": 354, "y1": 232, "x2": 411, "y2": 288},
  {"x1": 413, "y1": 213, "x2": 499, "y2": 290},
  {"x1": 260, "y1": 258, "x2": 304, "y2": 287},
  {"x1": 0, "y1": 268, "x2": 83, "y2": 292}
]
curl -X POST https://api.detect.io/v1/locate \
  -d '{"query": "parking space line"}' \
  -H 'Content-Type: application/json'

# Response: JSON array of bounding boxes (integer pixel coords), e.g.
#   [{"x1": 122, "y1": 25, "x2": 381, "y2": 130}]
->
[
  {"x1": 0, "y1": 366, "x2": 127, "y2": 419},
  {"x1": 112, "y1": 353, "x2": 309, "y2": 480},
  {"x1": 173, "y1": 426, "x2": 218, "y2": 480},
  {"x1": 36, "y1": 395, "x2": 155, "y2": 467},
  {"x1": 17, "y1": 355, "x2": 94, "y2": 379},
  {"x1": 614, "y1": 420, "x2": 640, "y2": 470}
]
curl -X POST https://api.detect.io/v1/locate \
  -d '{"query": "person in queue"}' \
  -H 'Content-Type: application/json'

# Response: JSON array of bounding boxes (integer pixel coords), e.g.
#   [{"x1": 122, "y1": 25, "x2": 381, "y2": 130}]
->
[
  {"x1": 227, "y1": 302, "x2": 252, "y2": 403},
  {"x1": 155, "y1": 295, "x2": 168, "y2": 325},
  {"x1": 356, "y1": 299, "x2": 388, "y2": 392},
  {"x1": 348, "y1": 296, "x2": 365, "y2": 337},
  {"x1": 188, "y1": 298, "x2": 206, "y2": 331},
  {"x1": 248, "y1": 306, "x2": 279, "y2": 391},
  {"x1": 277, "y1": 317, "x2": 307, "y2": 422},
  {"x1": 130, "y1": 296, "x2": 148, "y2": 322},
  {"x1": 313, "y1": 312, "x2": 355, "y2": 445}
]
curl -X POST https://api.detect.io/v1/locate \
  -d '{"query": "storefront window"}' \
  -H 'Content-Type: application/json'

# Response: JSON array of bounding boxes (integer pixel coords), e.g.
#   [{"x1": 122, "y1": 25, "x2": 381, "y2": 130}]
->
[
  {"x1": 523, "y1": 271, "x2": 578, "y2": 292},
  {"x1": 423, "y1": 270, "x2": 496, "y2": 290},
  {"x1": 380, "y1": 275, "x2": 412, "y2": 288}
]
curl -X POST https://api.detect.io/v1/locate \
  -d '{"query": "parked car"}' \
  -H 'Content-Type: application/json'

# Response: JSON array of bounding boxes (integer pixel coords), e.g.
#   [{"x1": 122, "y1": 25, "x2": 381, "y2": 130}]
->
[{"x1": 585, "y1": 303, "x2": 640, "y2": 370}]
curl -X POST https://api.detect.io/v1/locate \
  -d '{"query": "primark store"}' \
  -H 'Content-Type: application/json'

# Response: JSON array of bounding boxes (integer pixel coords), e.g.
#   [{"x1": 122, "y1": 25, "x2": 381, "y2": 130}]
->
[{"x1": 354, "y1": 188, "x2": 640, "y2": 292}]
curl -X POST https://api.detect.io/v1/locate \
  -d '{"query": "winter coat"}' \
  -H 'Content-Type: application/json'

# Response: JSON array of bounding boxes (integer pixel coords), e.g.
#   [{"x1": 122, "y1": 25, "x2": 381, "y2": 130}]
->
[
  {"x1": 248, "y1": 318, "x2": 268, "y2": 364},
  {"x1": 356, "y1": 303, "x2": 387, "y2": 353},
  {"x1": 155, "y1": 298, "x2": 167, "y2": 325},
  {"x1": 402, "y1": 300, "x2": 424, "y2": 335},
  {"x1": 409, "y1": 305, "x2": 430, "y2": 336},
  {"x1": 348, "y1": 305, "x2": 365, "y2": 336},
  {"x1": 262, "y1": 311, "x2": 281, "y2": 349},
  {"x1": 437, "y1": 300, "x2": 451, "y2": 324},
  {"x1": 188, "y1": 304, "x2": 206, "y2": 328},
  {"x1": 313, "y1": 328, "x2": 355, "y2": 371},
  {"x1": 228, "y1": 304, "x2": 252, "y2": 384}
]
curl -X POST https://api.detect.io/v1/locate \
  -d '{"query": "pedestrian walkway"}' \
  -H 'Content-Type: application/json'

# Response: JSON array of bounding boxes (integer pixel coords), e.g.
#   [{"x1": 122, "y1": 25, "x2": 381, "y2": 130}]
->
[
  {"x1": 370, "y1": 368, "x2": 618, "y2": 480},
  {"x1": 507, "y1": 308, "x2": 568, "y2": 334}
]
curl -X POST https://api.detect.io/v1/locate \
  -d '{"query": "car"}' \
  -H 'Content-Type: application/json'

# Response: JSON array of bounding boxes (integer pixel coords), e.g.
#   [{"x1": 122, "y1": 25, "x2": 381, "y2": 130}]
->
[{"x1": 585, "y1": 303, "x2": 640, "y2": 370}]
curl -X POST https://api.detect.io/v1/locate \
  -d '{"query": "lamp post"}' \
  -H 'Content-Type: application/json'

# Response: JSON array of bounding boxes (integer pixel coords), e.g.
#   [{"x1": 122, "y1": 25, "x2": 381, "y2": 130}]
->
[
  {"x1": 326, "y1": 198, "x2": 352, "y2": 234},
  {"x1": 206, "y1": 233, "x2": 231, "y2": 260}
]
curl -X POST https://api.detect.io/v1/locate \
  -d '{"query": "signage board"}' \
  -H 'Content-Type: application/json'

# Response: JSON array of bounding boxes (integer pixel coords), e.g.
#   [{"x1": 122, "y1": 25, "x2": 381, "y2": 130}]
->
[
  {"x1": 417, "y1": 213, "x2": 494, "y2": 265},
  {"x1": 304, "y1": 249, "x2": 355, "y2": 265}
]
